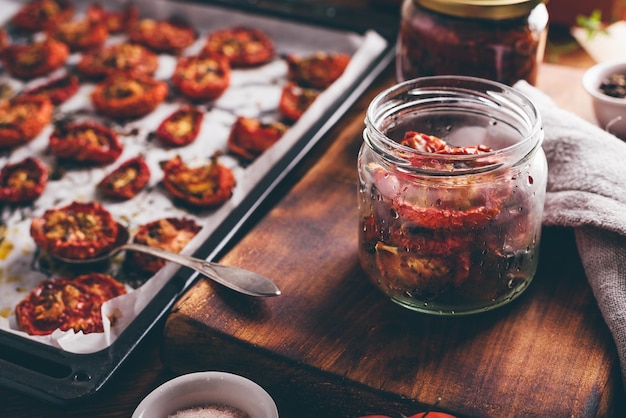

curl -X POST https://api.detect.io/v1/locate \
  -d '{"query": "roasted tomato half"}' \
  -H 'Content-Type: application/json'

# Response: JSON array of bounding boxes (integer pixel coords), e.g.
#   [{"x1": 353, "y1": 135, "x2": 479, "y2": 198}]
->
[
  {"x1": 130, "y1": 217, "x2": 202, "y2": 273},
  {"x1": 15, "y1": 273, "x2": 126, "y2": 336},
  {"x1": 278, "y1": 82, "x2": 319, "y2": 122},
  {"x1": 49, "y1": 18, "x2": 108, "y2": 52},
  {"x1": 227, "y1": 116, "x2": 287, "y2": 160},
  {"x1": 11, "y1": 0, "x2": 74, "y2": 32},
  {"x1": 162, "y1": 155, "x2": 236, "y2": 207},
  {"x1": 91, "y1": 72, "x2": 168, "y2": 119},
  {"x1": 202, "y1": 26, "x2": 275, "y2": 67},
  {"x1": 172, "y1": 53, "x2": 231, "y2": 102},
  {"x1": 0, "y1": 28, "x2": 9, "y2": 54},
  {"x1": 286, "y1": 52, "x2": 351, "y2": 89},
  {"x1": 86, "y1": 4, "x2": 138, "y2": 34},
  {"x1": 49, "y1": 121, "x2": 123, "y2": 164},
  {"x1": 97, "y1": 156, "x2": 150, "y2": 200},
  {"x1": 77, "y1": 42, "x2": 159, "y2": 79},
  {"x1": 0, "y1": 95, "x2": 53, "y2": 149},
  {"x1": 23, "y1": 73, "x2": 79, "y2": 105},
  {"x1": 156, "y1": 106, "x2": 204, "y2": 147},
  {"x1": 128, "y1": 18, "x2": 197, "y2": 54},
  {"x1": 2, "y1": 38, "x2": 69, "y2": 80},
  {"x1": 0, "y1": 157, "x2": 48, "y2": 203},
  {"x1": 30, "y1": 200, "x2": 119, "y2": 260}
]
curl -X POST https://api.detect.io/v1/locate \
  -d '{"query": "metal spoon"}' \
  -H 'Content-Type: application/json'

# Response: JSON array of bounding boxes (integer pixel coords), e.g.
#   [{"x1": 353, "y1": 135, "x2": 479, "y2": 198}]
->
[{"x1": 50, "y1": 224, "x2": 281, "y2": 297}]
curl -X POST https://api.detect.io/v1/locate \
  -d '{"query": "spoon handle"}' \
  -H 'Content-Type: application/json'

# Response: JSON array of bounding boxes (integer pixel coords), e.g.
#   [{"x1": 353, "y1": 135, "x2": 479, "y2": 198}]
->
[{"x1": 120, "y1": 243, "x2": 281, "y2": 297}]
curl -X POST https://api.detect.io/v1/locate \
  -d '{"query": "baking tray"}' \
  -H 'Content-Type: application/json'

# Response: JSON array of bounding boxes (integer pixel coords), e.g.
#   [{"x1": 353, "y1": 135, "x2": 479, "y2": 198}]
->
[{"x1": 0, "y1": 0, "x2": 397, "y2": 405}]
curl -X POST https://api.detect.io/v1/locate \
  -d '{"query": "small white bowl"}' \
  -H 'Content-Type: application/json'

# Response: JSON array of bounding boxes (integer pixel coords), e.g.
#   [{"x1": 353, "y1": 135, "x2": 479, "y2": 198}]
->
[
  {"x1": 132, "y1": 371, "x2": 279, "y2": 418},
  {"x1": 582, "y1": 61, "x2": 626, "y2": 139}
]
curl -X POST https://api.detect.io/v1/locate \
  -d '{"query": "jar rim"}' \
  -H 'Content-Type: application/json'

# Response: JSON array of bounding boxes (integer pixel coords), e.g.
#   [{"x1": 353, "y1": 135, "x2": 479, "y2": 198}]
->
[
  {"x1": 364, "y1": 76, "x2": 543, "y2": 175},
  {"x1": 414, "y1": 0, "x2": 544, "y2": 19}
]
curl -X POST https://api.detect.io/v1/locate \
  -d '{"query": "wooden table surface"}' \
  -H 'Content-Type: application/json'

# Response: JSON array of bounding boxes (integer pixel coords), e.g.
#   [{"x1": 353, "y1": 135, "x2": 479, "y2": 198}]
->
[{"x1": 2, "y1": 2, "x2": 622, "y2": 417}]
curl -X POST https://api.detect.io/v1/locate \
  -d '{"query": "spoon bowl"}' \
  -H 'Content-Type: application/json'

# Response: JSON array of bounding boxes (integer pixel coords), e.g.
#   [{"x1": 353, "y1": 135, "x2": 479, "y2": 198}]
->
[{"x1": 50, "y1": 223, "x2": 281, "y2": 297}]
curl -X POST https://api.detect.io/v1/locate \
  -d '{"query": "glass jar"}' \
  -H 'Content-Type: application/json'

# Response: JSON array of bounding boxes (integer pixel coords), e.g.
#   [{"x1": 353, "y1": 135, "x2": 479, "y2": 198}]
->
[
  {"x1": 358, "y1": 76, "x2": 547, "y2": 315},
  {"x1": 396, "y1": 0, "x2": 549, "y2": 85}
]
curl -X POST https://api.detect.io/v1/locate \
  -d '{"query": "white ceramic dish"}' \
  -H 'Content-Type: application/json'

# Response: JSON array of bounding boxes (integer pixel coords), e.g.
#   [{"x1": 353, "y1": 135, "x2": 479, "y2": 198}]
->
[
  {"x1": 582, "y1": 60, "x2": 626, "y2": 139},
  {"x1": 132, "y1": 371, "x2": 279, "y2": 418}
]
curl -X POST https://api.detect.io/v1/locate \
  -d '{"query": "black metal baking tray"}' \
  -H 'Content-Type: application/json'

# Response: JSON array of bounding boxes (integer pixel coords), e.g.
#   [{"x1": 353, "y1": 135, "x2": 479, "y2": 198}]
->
[{"x1": 0, "y1": 0, "x2": 397, "y2": 405}]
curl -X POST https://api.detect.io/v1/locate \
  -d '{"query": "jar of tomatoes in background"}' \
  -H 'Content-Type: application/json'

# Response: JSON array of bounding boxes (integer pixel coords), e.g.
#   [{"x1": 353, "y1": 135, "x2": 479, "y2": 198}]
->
[
  {"x1": 358, "y1": 76, "x2": 547, "y2": 315},
  {"x1": 396, "y1": 0, "x2": 549, "y2": 85}
]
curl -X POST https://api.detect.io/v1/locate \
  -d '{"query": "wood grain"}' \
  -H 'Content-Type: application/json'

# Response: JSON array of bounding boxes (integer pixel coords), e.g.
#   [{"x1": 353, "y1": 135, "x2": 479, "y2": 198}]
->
[{"x1": 161, "y1": 64, "x2": 625, "y2": 417}]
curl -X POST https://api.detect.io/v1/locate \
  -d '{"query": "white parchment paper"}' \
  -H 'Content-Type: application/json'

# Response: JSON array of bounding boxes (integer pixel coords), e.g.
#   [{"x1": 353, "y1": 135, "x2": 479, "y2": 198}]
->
[{"x1": 0, "y1": 0, "x2": 388, "y2": 353}]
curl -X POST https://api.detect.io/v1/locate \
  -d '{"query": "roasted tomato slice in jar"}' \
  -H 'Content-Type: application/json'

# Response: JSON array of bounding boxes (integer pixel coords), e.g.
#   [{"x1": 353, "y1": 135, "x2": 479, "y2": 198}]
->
[
  {"x1": 91, "y1": 72, "x2": 168, "y2": 119},
  {"x1": 97, "y1": 156, "x2": 150, "y2": 200},
  {"x1": 30, "y1": 200, "x2": 119, "y2": 260},
  {"x1": 2, "y1": 38, "x2": 69, "y2": 80},
  {"x1": 23, "y1": 73, "x2": 79, "y2": 105},
  {"x1": 49, "y1": 121, "x2": 123, "y2": 164},
  {"x1": 162, "y1": 155, "x2": 236, "y2": 207},
  {"x1": 202, "y1": 26, "x2": 275, "y2": 67},
  {"x1": 11, "y1": 0, "x2": 74, "y2": 32},
  {"x1": 86, "y1": 4, "x2": 138, "y2": 34},
  {"x1": 77, "y1": 42, "x2": 159, "y2": 79},
  {"x1": 278, "y1": 82, "x2": 319, "y2": 122},
  {"x1": 49, "y1": 18, "x2": 108, "y2": 52},
  {"x1": 0, "y1": 157, "x2": 48, "y2": 203},
  {"x1": 0, "y1": 95, "x2": 53, "y2": 149},
  {"x1": 15, "y1": 273, "x2": 126, "y2": 336},
  {"x1": 130, "y1": 217, "x2": 202, "y2": 274},
  {"x1": 227, "y1": 116, "x2": 287, "y2": 160},
  {"x1": 286, "y1": 52, "x2": 351, "y2": 89},
  {"x1": 172, "y1": 53, "x2": 231, "y2": 102},
  {"x1": 128, "y1": 18, "x2": 197, "y2": 54},
  {"x1": 156, "y1": 106, "x2": 204, "y2": 147}
]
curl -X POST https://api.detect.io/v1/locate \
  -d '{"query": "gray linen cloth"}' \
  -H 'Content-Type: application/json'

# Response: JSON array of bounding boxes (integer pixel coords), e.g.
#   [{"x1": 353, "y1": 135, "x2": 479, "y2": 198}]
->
[{"x1": 515, "y1": 81, "x2": 626, "y2": 389}]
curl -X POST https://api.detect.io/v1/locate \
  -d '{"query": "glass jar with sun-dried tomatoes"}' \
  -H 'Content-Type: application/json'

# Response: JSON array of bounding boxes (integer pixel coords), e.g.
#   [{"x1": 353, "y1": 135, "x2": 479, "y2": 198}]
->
[
  {"x1": 396, "y1": 0, "x2": 549, "y2": 85},
  {"x1": 358, "y1": 76, "x2": 547, "y2": 315}
]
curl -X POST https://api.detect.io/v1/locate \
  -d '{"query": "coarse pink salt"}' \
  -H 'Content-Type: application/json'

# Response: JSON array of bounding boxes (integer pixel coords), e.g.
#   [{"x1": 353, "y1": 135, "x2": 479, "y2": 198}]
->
[{"x1": 168, "y1": 404, "x2": 251, "y2": 418}]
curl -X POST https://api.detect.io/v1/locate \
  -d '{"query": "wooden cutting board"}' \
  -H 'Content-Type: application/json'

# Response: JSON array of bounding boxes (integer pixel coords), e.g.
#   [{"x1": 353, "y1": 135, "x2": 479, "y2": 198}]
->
[{"x1": 161, "y1": 64, "x2": 624, "y2": 417}]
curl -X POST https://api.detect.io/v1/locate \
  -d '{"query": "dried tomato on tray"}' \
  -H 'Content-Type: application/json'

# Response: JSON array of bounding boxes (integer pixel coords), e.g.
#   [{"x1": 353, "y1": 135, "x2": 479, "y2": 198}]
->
[
  {"x1": 202, "y1": 26, "x2": 275, "y2": 67},
  {"x1": 49, "y1": 121, "x2": 123, "y2": 165},
  {"x1": 91, "y1": 72, "x2": 168, "y2": 119},
  {"x1": 0, "y1": 95, "x2": 53, "y2": 149},
  {"x1": 227, "y1": 116, "x2": 287, "y2": 160},
  {"x1": 97, "y1": 156, "x2": 150, "y2": 200},
  {"x1": 86, "y1": 4, "x2": 138, "y2": 34},
  {"x1": 15, "y1": 273, "x2": 126, "y2": 336},
  {"x1": 128, "y1": 18, "x2": 197, "y2": 54},
  {"x1": 278, "y1": 82, "x2": 319, "y2": 122},
  {"x1": 11, "y1": 0, "x2": 74, "y2": 32},
  {"x1": 0, "y1": 157, "x2": 48, "y2": 203},
  {"x1": 286, "y1": 51, "x2": 351, "y2": 89},
  {"x1": 161, "y1": 155, "x2": 236, "y2": 208},
  {"x1": 156, "y1": 106, "x2": 204, "y2": 147},
  {"x1": 49, "y1": 18, "x2": 108, "y2": 52},
  {"x1": 130, "y1": 217, "x2": 202, "y2": 274},
  {"x1": 30, "y1": 200, "x2": 119, "y2": 260},
  {"x1": 2, "y1": 38, "x2": 69, "y2": 80},
  {"x1": 23, "y1": 73, "x2": 79, "y2": 106},
  {"x1": 77, "y1": 43, "x2": 159, "y2": 79},
  {"x1": 171, "y1": 53, "x2": 231, "y2": 102}
]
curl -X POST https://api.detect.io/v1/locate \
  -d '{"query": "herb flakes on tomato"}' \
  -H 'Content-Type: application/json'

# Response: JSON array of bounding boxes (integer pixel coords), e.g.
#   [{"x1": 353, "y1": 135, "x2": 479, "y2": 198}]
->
[
  {"x1": 130, "y1": 217, "x2": 202, "y2": 274},
  {"x1": 91, "y1": 72, "x2": 168, "y2": 119},
  {"x1": 172, "y1": 53, "x2": 231, "y2": 102},
  {"x1": 162, "y1": 155, "x2": 236, "y2": 208},
  {"x1": 0, "y1": 157, "x2": 48, "y2": 204},
  {"x1": 202, "y1": 26, "x2": 275, "y2": 67},
  {"x1": 30, "y1": 201, "x2": 119, "y2": 260},
  {"x1": 49, "y1": 121, "x2": 123, "y2": 165},
  {"x1": 2, "y1": 38, "x2": 69, "y2": 80},
  {"x1": 128, "y1": 18, "x2": 197, "y2": 55},
  {"x1": 77, "y1": 42, "x2": 159, "y2": 79},
  {"x1": 49, "y1": 18, "x2": 108, "y2": 52},
  {"x1": 156, "y1": 106, "x2": 204, "y2": 147},
  {"x1": 97, "y1": 156, "x2": 150, "y2": 200},
  {"x1": 0, "y1": 95, "x2": 53, "y2": 149},
  {"x1": 15, "y1": 273, "x2": 126, "y2": 336},
  {"x1": 227, "y1": 116, "x2": 287, "y2": 160}
]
